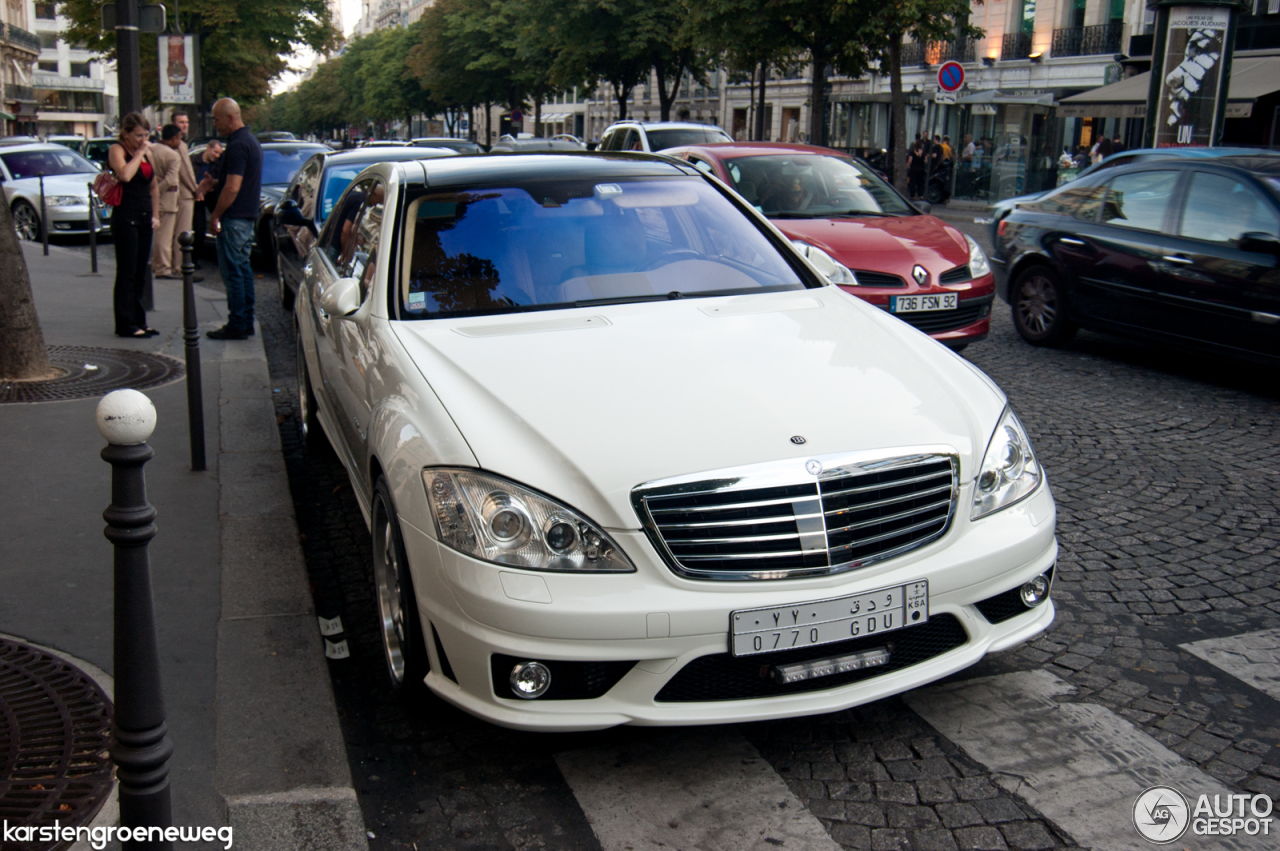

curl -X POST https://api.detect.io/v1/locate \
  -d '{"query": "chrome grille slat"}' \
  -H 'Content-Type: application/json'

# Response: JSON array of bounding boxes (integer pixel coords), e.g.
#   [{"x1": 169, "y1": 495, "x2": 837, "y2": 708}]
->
[{"x1": 634, "y1": 454, "x2": 957, "y2": 580}]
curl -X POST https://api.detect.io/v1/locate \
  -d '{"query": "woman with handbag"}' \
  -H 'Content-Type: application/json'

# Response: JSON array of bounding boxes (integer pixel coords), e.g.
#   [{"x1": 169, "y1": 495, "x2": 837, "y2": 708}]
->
[{"x1": 107, "y1": 112, "x2": 162, "y2": 337}]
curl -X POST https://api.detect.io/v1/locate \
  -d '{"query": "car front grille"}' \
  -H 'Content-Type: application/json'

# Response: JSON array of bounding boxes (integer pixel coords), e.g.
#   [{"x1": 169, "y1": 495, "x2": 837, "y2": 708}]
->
[
  {"x1": 894, "y1": 296, "x2": 992, "y2": 334},
  {"x1": 939, "y1": 265, "x2": 972, "y2": 285},
  {"x1": 654, "y1": 614, "x2": 968, "y2": 702},
  {"x1": 633, "y1": 454, "x2": 957, "y2": 580},
  {"x1": 851, "y1": 270, "x2": 906, "y2": 288}
]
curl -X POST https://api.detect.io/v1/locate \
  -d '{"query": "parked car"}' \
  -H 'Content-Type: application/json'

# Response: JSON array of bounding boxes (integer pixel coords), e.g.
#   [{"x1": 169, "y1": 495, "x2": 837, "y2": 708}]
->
[
  {"x1": 293, "y1": 151, "x2": 1057, "y2": 730},
  {"x1": 987, "y1": 147, "x2": 1263, "y2": 247},
  {"x1": 273, "y1": 145, "x2": 458, "y2": 308},
  {"x1": 597, "y1": 121, "x2": 732, "y2": 153},
  {"x1": 665, "y1": 142, "x2": 995, "y2": 350},
  {"x1": 255, "y1": 131, "x2": 296, "y2": 142},
  {"x1": 412, "y1": 137, "x2": 485, "y2": 154},
  {"x1": 359, "y1": 139, "x2": 411, "y2": 148},
  {"x1": 993, "y1": 154, "x2": 1280, "y2": 365},
  {"x1": 44, "y1": 134, "x2": 84, "y2": 150},
  {"x1": 80, "y1": 136, "x2": 115, "y2": 167},
  {"x1": 488, "y1": 137, "x2": 582, "y2": 153},
  {"x1": 551, "y1": 134, "x2": 585, "y2": 148},
  {"x1": 188, "y1": 140, "x2": 327, "y2": 262},
  {"x1": 0, "y1": 135, "x2": 41, "y2": 147},
  {"x1": 1, "y1": 143, "x2": 109, "y2": 240}
]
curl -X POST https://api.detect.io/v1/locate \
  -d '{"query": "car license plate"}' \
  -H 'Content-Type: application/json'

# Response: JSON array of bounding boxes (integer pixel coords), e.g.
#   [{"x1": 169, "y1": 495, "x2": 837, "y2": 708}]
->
[
  {"x1": 892, "y1": 294, "x2": 957, "y2": 313},
  {"x1": 731, "y1": 581, "x2": 929, "y2": 657}
]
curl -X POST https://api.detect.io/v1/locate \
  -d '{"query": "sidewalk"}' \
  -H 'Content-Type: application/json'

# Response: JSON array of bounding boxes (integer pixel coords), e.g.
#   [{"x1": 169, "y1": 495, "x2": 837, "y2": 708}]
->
[{"x1": 0, "y1": 242, "x2": 367, "y2": 850}]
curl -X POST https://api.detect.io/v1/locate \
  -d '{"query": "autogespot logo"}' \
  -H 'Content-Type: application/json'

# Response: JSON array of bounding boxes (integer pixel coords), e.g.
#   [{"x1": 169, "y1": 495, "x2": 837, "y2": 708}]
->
[{"x1": 1134, "y1": 785, "x2": 1190, "y2": 844}]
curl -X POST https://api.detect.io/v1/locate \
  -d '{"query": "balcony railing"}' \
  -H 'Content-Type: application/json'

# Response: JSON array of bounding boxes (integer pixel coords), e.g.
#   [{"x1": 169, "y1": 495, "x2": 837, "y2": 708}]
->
[
  {"x1": 901, "y1": 38, "x2": 977, "y2": 66},
  {"x1": 1001, "y1": 32, "x2": 1033, "y2": 60},
  {"x1": 1051, "y1": 21, "x2": 1124, "y2": 57},
  {"x1": 6, "y1": 84, "x2": 35, "y2": 103},
  {"x1": 1, "y1": 23, "x2": 42, "y2": 54}
]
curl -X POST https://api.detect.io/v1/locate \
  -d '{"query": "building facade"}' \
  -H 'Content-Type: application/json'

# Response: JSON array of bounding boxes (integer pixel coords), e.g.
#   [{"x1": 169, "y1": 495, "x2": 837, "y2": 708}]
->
[
  {"x1": 1, "y1": 0, "x2": 39, "y2": 134},
  {"x1": 26, "y1": 0, "x2": 116, "y2": 138}
]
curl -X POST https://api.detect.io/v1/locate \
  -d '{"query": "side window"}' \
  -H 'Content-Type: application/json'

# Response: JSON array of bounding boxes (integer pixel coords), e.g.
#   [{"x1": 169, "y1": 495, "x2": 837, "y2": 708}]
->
[
  {"x1": 600, "y1": 129, "x2": 619, "y2": 151},
  {"x1": 1100, "y1": 170, "x2": 1178, "y2": 232},
  {"x1": 320, "y1": 178, "x2": 370, "y2": 269},
  {"x1": 624, "y1": 129, "x2": 643, "y2": 151},
  {"x1": 1038, "y1": 182, "x2": 1107, "y2": 221},
  {"x1": 1178, "y1": 171, "x2": 1280, "y2": 244},
  {"x1": 294, "y1": 159, "x2": 322, "y2": 218},
  {"x1": 689, "y1": 157, "x2": 716, "y2": 176},
  {"x1": 344, "y1": 180, "x2": 386, "y2": 302}
]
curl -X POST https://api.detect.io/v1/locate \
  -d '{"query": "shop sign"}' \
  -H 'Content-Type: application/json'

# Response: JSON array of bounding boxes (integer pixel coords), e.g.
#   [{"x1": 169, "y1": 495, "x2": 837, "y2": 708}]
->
[
  {"x1": 1153, "y1": 6, "x2": 1230, "y2": 147},
  {"x1": 158, "y1": 34, "x2": 196, "y2": 104}
]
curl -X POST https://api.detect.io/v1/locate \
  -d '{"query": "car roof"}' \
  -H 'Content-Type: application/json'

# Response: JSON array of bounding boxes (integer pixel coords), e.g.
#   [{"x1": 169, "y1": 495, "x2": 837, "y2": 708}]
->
[
  {"x1": 320, "y1": 147, "x2": 459, "y2": 166},
  {"x1": 399, "y1": 151, "x2": 693, "y2": 187},
  {"x1": 606, "y1": 121, "x2": 727, "y2": 131},
  {"x1": 668, "y1": 142, "x2": 851, "y2": 159}
]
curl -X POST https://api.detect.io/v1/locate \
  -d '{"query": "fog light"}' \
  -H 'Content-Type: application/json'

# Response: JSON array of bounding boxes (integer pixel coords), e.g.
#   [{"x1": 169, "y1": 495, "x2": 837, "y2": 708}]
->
[
  {"x1": 509, "y1": 661, "x2": 552, "y2": 699},
  {"x1": 1020, "y1": 574, "x2": 1050, "y2": 607}
]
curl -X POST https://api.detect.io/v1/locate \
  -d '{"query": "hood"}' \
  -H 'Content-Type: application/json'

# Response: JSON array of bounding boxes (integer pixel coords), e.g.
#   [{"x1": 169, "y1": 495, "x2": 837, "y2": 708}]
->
[
  {"x1": 778, "y1": 215, "x2": 970, "y2": 281},
  {"x1": 10, "y1": 172, "x2": 97, "y2": 198},
  {"x1": 392, "y1": 289, "x2": 1006, "y2": 529}
]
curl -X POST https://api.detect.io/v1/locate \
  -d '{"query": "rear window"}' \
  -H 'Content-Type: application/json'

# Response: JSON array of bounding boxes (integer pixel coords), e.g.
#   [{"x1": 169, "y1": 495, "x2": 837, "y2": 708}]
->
[
  {"x1": 262, "y1": 148, "x2": 321, "y2": 185},
  {"x1": 398, "y1": 176, "x2": 806, "y2": 318},
  {"x1": 645, "y1": 127, "x2": 732, "y2": 151}
]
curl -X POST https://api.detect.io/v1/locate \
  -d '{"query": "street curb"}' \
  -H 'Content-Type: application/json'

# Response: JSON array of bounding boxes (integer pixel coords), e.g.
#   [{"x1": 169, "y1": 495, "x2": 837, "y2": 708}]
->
[{"x1": 212, "y1": 326, "x2": 369, "y2": 851}]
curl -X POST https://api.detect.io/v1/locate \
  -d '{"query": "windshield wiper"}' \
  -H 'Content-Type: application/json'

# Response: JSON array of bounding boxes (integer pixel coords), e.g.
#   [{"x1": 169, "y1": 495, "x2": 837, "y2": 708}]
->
[{"x1": 829, "y1": 210, "x2": 896, "y2": 218}]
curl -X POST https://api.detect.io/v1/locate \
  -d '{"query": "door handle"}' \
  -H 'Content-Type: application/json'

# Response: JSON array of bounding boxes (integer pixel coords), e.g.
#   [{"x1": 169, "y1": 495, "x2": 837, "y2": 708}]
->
[
  {"x1": 1162, "y1": 255, "x2": 1193, "y2": 265},
  {"x1": 1059, "y1": 237, "x2": 1085, "y2": 246}
]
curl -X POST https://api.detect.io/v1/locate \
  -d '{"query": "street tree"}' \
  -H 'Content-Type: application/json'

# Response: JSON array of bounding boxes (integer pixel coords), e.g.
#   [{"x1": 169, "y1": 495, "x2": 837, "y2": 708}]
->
[
  {"x1": 539, "y1": 0, "x2": 649, "y2": 121},
  {"x1": 0, "y1": 203, "x2": 53, "y2": 381},
  {"x1": 407, "y1": 1, "x2": 509, "y2": 141}
]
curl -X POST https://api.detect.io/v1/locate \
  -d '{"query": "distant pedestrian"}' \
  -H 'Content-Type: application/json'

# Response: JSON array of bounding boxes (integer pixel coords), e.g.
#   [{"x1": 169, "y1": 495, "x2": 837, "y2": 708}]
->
[
  {"x1": 107, "y1": 112, "x2": 161, "y2": 338},
  {"x1": 150, "y1": 124, "x2": 183, "y2": 279},
  {"x1": 908, "y1": 140, "x2": 928, "y2": 200},
  {"x1": 1112, "y1": 136, "x2": 1127, "y2": 154},
  {"x1": 941, "y1": 135, "x2": 953, "y2": 162},
  {"x1": 171, "y1": 110, "x2": 201, "y2": 280},
  {"x1": 206, "y1": 97, "x2": 263, "y2": 341}
]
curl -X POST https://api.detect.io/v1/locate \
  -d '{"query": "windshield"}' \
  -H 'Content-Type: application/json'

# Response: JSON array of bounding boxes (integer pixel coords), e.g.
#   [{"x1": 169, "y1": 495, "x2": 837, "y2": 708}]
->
[
  {"x1": 1, "y1": 148, "x2": 98, "y2": 178},
  {"x1": 319, "y1": 165, "x2": 370, "y2": 223},
  {"x1": 723, "y1": 154, "x2": 914, "y2": 218},
  {"x1": 646, "y1": 127, "x2": 732, "y2": 151},
  {"x1": 262, "y1": 148, "x2": 317, "y2": 185},
  {"x1": 398, "y1": 176, "x2": 806, "y2": 318}
]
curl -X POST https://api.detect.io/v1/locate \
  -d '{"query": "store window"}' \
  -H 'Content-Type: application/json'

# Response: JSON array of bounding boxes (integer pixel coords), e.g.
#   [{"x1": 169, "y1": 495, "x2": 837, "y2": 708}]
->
[
  {"x1": 35, "y1": 2, "x2": 56, "y2": 19},
  {"x1": 37, "y1": 61, "x2": 58, "y2": 73}
]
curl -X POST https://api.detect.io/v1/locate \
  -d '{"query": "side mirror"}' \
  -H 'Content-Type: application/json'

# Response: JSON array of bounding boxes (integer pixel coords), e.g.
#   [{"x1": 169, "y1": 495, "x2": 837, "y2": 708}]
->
[
  {"x1": 276, "y1": 198, "x2": 308, "y2": 228},
  {"x1": 1239, "y1": 232, "x2": 1280, "y2": 257},
  {"x1": 320, "y1": 276, "x2": 362, "y2": 318}
]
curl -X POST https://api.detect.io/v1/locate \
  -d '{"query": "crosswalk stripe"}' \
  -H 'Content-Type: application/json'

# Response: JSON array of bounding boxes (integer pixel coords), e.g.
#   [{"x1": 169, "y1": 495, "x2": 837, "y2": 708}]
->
[
  {"x1": 1181, "y1": 629, "x2": 1280, "y2": 703},
  {"x1": 905, "y1": 669, "x2": 1251, "y2": 850},
  {"x1": 556, "y1": 728, "x2": 843, "y2": 851}
]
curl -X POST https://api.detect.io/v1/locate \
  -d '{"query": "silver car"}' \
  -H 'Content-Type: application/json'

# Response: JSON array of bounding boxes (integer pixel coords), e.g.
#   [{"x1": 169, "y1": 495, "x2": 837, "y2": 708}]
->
[{"x1": 1, "y1": 143, "x2": 110, "y2": 240}]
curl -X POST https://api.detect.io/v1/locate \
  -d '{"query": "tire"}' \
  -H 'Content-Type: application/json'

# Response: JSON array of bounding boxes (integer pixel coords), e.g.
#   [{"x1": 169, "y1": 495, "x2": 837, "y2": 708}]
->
[
  {"x1": 295, "y1": 322, "x2": 331, "y2": 454},
  {"x1": 372, "y1": 477, "x2": 429, "y2": 700},
  {"x1": 1011, "y1": 264, "x2": 1077, "y2": 347},
  {"x1": 279, "y1": 253, "x2": 295, "y2": 311},
  {"x1": 12, "y1": 201, "x2": 41, "y2": 241},
  {"x1": 925, "y1": 181, "x2": 945, "y2": 205}
]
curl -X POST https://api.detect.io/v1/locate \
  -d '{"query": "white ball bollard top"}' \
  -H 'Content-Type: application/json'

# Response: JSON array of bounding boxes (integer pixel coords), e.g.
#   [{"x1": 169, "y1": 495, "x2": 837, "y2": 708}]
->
[{"x1": 96, "y1": 389, "x2": 157, "y2": 445}]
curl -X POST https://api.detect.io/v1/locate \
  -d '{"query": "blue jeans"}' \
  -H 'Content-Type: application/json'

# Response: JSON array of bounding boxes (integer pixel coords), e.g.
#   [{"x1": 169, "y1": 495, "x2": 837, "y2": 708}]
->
[{"x1": 216, "y1": 217, "x2": 255, "y2": 330}]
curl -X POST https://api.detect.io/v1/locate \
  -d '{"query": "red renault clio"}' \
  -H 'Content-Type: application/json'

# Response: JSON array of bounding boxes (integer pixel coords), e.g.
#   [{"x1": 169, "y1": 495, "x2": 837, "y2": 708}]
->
[{"x1": 664, "y1": 142, "x2": 994, "y2": 350}]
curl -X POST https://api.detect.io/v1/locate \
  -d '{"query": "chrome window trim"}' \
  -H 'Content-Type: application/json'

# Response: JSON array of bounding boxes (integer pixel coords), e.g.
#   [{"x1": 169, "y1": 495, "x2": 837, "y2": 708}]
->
[{"x1": 632, "y1": 449, "x2": 960, "y2": 581}]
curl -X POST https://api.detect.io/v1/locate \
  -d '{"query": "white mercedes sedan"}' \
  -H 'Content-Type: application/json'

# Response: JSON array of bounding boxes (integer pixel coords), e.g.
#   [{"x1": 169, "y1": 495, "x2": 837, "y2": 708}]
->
[{"x1": 294, "y1": 153, "x2": 1057, "y2": 731}]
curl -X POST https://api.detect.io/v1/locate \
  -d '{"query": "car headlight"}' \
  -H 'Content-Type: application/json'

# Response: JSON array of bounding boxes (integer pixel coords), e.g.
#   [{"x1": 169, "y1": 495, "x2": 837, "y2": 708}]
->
[
  {"x1": 45, "y1": 195, "x2": 84, "y2": 208},
  {"x1": 965, "y1": 234, "x2": 991, "y2": 278},
  {"x1": 790, "y1": 240, "x2": 859, "y2": 286},
  {"x1": 423, "y1": 469, "x2": 634, "y2": 572},
  {"x1": 972, "y1": 408, "x2": 1042, "y2": 520}
]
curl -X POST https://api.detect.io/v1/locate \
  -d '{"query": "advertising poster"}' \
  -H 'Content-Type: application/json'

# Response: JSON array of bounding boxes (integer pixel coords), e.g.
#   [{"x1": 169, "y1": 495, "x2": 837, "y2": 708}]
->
[
  {"x1": 1153, "y1": 7, "x2": 1230, "y2": 147},
  {"x1": 158, "y1": 34, "x2": 196, "y2": 104}
]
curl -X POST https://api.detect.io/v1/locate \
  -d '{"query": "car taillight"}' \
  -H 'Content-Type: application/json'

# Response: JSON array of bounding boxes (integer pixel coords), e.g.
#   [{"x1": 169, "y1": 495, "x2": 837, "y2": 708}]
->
[{"x1": 997, "y1": 218, "x2": 1008, "y2": 237}]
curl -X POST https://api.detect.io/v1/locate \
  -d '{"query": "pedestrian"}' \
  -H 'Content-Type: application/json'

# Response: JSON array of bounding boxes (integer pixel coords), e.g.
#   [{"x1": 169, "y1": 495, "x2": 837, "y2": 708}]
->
[
  {"x1": 170, "y1": 110, "x2": 201, "y2": 280},
  {"x1": 941, "y1": 135, "x2": 953, "y2": 162},
  {"x1": 1112, "y1": 135, "x2": 1127, "y2": 154},
  {"x1": 961, "y1": 134, "x2": 975, "y2": 164},
  {"x1": 150, "y1": 124, "x2": 183, "y2": 279},
  {"x1": 908, "y1": 140, "x2": 928, "y2": 200},
  {"x1": 206, "y1": 97, "x2": 263, "y2": 341},
  {"x1": 107, "y1": 112, "x2": 161, "y2": 338},
  {"x1": 192, "y1": 139, "x2": 223, "y2": 262}
]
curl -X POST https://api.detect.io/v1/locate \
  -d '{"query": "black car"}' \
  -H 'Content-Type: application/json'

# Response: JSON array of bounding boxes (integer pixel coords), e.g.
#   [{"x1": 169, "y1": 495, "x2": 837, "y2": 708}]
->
[
  {"x1": 272, "y1": 145, "x2": 458, "y2": 309},
  {"x1": 993, "y1": 155, "x2": 1280, "y2": 366}
]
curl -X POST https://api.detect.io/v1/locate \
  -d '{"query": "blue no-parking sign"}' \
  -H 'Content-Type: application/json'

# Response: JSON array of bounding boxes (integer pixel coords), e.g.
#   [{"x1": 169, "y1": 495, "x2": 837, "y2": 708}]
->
[{"x1": 938, "y1": 61, "x2": 965, "y2": 93}]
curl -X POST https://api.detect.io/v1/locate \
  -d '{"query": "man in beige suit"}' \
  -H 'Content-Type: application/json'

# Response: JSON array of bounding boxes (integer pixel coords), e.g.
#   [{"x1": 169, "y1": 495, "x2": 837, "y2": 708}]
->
[
  {"x1": 171, "y1": 110, "x2": 201, "y2": 279},
  {"x1": 150, "y1": 124, "x2": 183, "y2": 278}
]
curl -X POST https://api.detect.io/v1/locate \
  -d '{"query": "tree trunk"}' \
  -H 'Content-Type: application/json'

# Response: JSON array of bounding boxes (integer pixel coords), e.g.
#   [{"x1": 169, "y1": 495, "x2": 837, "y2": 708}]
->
[
  {"x1": 808, "y1": 53, "x2": 827, "y2": 146},
  {"x1": 888, "y1": 37, "x2": 908, "y2": 195},
  {"x1": 614, "y1": 82, "x2": 630, "y2": 121},
  {"x1": 754, "y1": 61, "x2": 768, "y2": 141},
  {"x1": 0, "y1": 200, "x2": 53, "y2": 381},
  {"x1": 656, "y1": 60, "x2": 683, "y2": 122},
  {"x1": 745, "y1": 70, "x2": 755, "y2": 141},
  {"x1": 485, "y1": 100, "x2": 492, "y2": 145},
  {"x1": 534, "y1": 94, "x2": 542, "y2": 137}
]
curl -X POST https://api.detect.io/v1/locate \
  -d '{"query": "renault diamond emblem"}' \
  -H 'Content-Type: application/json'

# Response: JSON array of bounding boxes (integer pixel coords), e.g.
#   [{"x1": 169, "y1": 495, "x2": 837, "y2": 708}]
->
[
  {"x1": 805, "y1": 460, "x2": 822, "y2": 476},
  {"x1": 912, "y1": 265, "x2": 928, "y2": 286}
]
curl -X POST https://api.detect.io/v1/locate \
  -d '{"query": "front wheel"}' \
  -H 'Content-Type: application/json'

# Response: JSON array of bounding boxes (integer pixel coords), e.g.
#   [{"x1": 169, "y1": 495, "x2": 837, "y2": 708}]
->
[
  {"x1": 295, "y1": 322, "x2": 331, "y2": 454},
  {"x1": 12, "y1": 201, "x2": 41, "y2": 241},
  {"x1": 925, "y1": 181, "x2": 946, "y2": 205},
  {"x1": 279, "y1": 254, "x2": 295, "y2": 310},
  {"x1": 1011, "y1": 265, "x2": 1077, "y2": 347},
  {"x1": 372, "y1": 477, "x2": 429, "y2": 700}
]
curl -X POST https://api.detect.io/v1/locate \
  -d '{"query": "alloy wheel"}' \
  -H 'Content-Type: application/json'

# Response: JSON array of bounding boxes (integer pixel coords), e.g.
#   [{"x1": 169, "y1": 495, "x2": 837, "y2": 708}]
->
[
  {"x1": 295, "y1": 329, "x2": 310, "y2": 443},
  {"x1": 373, "y1": 497, "x2": 406, "y2": 686},
  {"x1": 12, "y1": 203, "x2": 40, "y2": 241},
  {"x1": 1016, "y1": 272, "x2": 1058, "y2": 336}
]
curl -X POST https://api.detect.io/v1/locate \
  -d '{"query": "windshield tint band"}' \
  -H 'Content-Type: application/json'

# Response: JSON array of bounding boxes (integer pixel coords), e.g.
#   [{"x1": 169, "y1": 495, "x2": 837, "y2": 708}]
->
[{"x1": 395, "y1": 176, "x2": 812, "y2": 319}]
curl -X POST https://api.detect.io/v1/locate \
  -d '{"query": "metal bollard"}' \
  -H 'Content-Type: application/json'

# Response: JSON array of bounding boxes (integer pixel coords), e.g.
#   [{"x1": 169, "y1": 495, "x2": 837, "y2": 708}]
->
[
  {"x1": 179, "y1": 231, "x2": 206, "y2": 471},
  {"x1": 88, "y1": 182, "x2": 98, "y2": 274},
  {"x1": 39, "y1": 174, "x2": 48, "y2": 256},
  {"x1": 96, "y1": 390, "x2": 175, "y2": 850}
]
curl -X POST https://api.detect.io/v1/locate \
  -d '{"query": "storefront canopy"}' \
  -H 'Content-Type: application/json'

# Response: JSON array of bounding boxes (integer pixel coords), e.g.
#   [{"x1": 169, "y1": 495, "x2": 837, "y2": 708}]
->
[
  {"x1": 1060, "y1": 53, "x2": 1280, "y2": 118},
  {"x1": 0, "y1": 110, "x2": 15, "y2": 121}
]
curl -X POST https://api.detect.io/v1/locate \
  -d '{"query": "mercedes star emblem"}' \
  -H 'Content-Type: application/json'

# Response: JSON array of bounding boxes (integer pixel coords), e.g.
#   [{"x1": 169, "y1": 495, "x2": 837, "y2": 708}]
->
[{"x1": 805, "y1": 460, "x2": 822, "y2": 476}]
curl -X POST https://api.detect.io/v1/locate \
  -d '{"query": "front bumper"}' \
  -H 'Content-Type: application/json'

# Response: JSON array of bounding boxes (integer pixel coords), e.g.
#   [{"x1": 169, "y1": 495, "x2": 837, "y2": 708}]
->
[
  {"x1": 399, "y1": 479, "x2": 1057, "y2": 731},
  {"x1": 46, "y1": 203, "x2": 111, "y2": 234},
  {"x1": 840, "y1": 274, "x2": 996, "y2": 346}
]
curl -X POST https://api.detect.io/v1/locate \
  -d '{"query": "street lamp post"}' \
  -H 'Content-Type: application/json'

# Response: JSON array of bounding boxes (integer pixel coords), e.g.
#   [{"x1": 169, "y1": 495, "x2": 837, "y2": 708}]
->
[{"x1": 115, "y1": 0, "x2": 143, "y2": 116}]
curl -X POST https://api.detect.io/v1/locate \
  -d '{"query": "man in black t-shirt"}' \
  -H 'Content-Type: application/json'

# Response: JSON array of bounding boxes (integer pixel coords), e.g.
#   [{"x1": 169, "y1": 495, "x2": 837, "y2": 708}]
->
[{"x1": 207, "y1": 98, "x2": 263, "y2": 340}]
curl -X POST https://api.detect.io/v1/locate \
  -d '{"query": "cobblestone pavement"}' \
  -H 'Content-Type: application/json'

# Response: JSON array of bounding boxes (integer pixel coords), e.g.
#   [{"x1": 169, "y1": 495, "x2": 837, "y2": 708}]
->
[{"x1": 59, "y1": 216, "x2": 1277, "y2": 851}]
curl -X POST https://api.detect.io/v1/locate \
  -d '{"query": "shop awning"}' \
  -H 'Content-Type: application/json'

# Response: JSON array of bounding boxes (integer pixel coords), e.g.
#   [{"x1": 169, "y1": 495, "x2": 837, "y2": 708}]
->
[
  {"x1": 1059, "y1": 54, "x2": 1280, "y2": 118},
  {"x1": 0, "y1": 110, "x2": 15, "y2": 121}
]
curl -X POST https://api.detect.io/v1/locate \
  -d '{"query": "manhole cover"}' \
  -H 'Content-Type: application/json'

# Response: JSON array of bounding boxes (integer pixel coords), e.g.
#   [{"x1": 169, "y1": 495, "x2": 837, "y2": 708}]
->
[
  {"x1": 0, "y1": 346, "x2": 184, "y2": 404},
  {"x1": 0, "y1": 639, "x2": 114, "y2": 849}
]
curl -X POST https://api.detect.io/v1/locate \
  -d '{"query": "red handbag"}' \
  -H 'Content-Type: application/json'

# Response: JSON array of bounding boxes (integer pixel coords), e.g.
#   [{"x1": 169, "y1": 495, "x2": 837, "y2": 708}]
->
[{"x1": 94, "y1": 170, "x2": 122, "y2": 206}]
